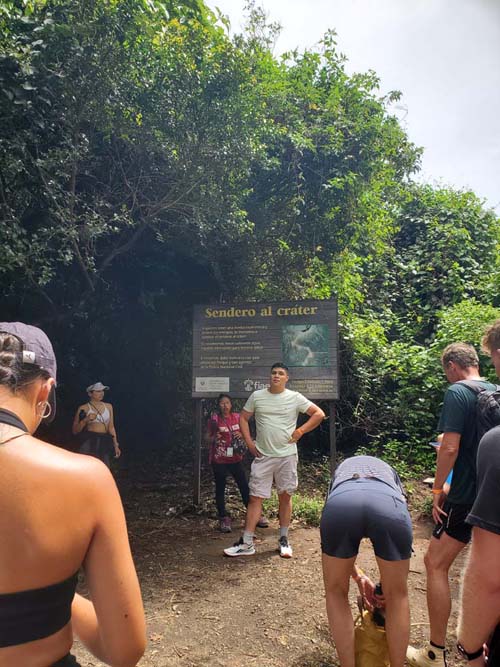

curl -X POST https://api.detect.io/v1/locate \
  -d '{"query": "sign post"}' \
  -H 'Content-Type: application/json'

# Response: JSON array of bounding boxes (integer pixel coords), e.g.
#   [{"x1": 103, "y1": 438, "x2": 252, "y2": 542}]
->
[
  {"x1": 193, "y1": 399, "x2": 203, "y2": 505},
  {"x1": 191, "y1": 299, "x2": 339, "y2": 503}
]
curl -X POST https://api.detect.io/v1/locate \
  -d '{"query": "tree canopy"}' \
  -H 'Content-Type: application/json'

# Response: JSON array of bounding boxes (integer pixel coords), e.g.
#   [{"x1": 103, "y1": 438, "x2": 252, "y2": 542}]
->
[{"x1": 1, "y1": 0, "x2": 499, "y2": 467}]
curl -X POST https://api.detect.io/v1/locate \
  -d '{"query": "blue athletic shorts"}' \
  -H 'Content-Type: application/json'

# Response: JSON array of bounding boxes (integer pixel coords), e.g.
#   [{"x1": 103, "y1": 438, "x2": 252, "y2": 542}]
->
[{"x1": 320, "y1": 478, "x2": 413, "y2": 561}]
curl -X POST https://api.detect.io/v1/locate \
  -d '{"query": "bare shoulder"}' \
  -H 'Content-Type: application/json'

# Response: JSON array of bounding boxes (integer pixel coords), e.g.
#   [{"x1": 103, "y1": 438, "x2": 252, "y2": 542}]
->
[{"x1": 26, "y1": 437, "x2": 114, "y2": 487}]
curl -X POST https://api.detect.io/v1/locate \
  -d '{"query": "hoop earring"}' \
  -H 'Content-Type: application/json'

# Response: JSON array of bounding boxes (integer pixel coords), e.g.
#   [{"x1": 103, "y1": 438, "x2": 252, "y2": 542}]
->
[{"x1": 36, "y1": 400, "x2": 52, "y2": 420}]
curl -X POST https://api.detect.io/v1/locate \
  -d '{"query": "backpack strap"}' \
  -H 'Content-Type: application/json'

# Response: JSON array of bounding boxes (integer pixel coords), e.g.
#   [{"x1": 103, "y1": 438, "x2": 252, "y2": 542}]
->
[
  {"x1": 457, "y1": 380, "x2": 489, "y2": 395},
  {"x1": 458, "y1": 380, "x2": 500, "y2": 394}
]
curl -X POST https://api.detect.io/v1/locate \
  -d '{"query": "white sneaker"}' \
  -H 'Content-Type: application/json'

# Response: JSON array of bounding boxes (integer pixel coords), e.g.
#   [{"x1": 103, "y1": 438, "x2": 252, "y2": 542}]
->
[
  {"x1": 224, "y1": 537, "x2": 255, "y2": 557},
  {"x1": 407, "y1": 644, "x2": 447, "y2": 667},
  {"x1": 278, "y1": 535, "x2": 293, "y2": 558}
]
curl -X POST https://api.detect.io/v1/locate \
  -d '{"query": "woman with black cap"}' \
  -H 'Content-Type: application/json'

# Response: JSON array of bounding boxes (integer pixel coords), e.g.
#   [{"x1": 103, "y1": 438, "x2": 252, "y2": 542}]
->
[
  {"x1": 0, "y1": 322, "x2": 145, "y2": 667},
  {"x1": 72, "y1": 381, "x2": 121, "y2": 467}
]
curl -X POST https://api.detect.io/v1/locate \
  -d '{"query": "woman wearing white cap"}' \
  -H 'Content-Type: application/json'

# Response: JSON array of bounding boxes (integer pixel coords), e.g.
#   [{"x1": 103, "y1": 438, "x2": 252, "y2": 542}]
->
[
  {"x1": 72, "y1": 382, "x2": 121, "y2": 467},
  {"x1": 0, "y1": 322, "x2": 145, "y2": 666}
]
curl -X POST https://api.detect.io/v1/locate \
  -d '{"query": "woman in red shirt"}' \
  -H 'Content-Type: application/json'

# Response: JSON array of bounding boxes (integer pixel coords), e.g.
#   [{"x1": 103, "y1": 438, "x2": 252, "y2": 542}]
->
[{"x1": 207, "y1": 394, "x2": 268, "y2": 533}]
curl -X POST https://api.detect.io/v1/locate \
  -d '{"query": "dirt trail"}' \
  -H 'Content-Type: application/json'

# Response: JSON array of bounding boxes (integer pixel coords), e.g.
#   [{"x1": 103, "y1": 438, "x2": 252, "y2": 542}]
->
[{"x1": 74, "y1": 507, "x2": 467, "y2": 667}]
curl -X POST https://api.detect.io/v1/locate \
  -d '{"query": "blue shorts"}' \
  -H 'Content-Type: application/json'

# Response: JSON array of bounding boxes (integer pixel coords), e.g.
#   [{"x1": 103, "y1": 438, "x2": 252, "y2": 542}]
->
[{"x1": 320, "y1": 479, "x2": 413, "y2": 561}]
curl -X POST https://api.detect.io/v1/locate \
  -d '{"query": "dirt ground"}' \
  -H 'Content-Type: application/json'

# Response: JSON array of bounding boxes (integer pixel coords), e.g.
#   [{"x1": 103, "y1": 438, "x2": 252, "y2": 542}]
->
[{"x1": 73, "y1": 475, "x2": 468, "y2": 667}]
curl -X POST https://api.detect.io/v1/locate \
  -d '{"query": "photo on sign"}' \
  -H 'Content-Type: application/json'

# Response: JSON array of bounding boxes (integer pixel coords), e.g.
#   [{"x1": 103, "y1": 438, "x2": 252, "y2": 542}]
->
[{"x1": 282, "y1": 324, "x2": 330, "y2": 367}]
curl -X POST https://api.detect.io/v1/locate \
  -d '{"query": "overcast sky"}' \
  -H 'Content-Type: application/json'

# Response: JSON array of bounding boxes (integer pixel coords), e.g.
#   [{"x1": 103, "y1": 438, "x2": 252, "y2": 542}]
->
[{"x1": 206, "y1": 0, "x2": 500, "y2": 212}]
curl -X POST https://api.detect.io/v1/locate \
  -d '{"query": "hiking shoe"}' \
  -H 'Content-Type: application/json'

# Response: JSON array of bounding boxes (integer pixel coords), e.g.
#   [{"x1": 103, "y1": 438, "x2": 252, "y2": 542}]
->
[
  {"x1": 407, "y1": 644, "x2": 447, "y2": 667},
  {"x1": 224, "y1": 537, "x2": 255, "y2": 557},
  {"x1": 278, "y1": 535, "x2": 293, "y2": 558},
  {"x1": 256, "y1": 515, "x2": 269, "y2": 528},
  {"x1": 219, "y1": 517, "x2": 232, "y2": 533}
]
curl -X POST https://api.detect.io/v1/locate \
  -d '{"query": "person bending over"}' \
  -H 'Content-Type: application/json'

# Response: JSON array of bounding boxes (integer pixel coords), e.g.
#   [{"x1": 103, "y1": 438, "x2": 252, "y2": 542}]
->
[{"x1": 321, "y1": 455, "x2": 412, "y2": 667}]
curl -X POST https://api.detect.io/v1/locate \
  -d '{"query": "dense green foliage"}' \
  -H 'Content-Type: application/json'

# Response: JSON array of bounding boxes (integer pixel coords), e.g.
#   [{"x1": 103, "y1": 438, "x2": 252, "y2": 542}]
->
[{"x1": 1, "y1": 0, "x2": 499, "y2": 468}]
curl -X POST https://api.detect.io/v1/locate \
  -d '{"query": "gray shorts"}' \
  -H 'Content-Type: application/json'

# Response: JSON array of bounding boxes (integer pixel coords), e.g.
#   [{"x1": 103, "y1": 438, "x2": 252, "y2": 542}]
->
[
  {"x1": 249, "y1": 453, "x2": 298, "y2": 498},
  {"x1": 320, "y1": 479, "x2": 413, "y2": 561}
]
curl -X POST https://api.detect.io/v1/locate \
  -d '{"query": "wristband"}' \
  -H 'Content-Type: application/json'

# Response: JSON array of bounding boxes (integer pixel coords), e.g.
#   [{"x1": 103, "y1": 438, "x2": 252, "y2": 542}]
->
[{"x1": 432, "y1": 488, "x2": 443, "y2": 494}]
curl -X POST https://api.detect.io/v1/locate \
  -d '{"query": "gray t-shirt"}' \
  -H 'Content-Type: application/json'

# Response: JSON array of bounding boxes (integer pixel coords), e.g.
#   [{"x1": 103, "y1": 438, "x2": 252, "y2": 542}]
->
[
  {"x1": 243, "y1": 388, "x2": 313, "y2": 457},
  {"x1": 330, "y1": 455, "x2": 405, "y2": 498}
]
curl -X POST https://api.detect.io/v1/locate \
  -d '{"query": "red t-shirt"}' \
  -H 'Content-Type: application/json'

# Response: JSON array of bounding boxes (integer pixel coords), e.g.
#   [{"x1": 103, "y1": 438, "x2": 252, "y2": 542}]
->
[{"x1": 208, "y1": 412, "x2": 244, "y2": 464}]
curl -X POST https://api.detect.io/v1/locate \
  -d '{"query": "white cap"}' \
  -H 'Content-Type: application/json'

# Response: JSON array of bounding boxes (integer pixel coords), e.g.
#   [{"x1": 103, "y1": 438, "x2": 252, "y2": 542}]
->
[{"x1": 86, "y1": 381, "x2": 109, "y2": 393}]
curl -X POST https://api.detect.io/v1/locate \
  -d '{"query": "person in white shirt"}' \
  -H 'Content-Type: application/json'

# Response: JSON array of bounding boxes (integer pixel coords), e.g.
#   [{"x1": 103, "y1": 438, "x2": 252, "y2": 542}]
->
[{"x1": 223, "y1": 362, "x2": 325, "y2": 558}]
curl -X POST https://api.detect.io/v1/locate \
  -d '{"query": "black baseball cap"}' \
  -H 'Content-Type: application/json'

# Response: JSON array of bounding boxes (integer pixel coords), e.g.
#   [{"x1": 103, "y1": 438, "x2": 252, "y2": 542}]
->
[{"x1": 0, "y1": 322, "x2": 57, "y2": 422}]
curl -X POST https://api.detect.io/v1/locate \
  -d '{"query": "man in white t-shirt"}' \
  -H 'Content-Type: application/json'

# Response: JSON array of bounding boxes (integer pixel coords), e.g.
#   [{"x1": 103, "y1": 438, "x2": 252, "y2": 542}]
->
[{"x1": 224, "y1": 362, "x2": 325, "y2": 558}]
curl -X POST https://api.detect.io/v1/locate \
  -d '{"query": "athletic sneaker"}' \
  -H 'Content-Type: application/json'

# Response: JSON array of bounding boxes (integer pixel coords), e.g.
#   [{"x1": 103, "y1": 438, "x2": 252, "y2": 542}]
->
[
  {"x1": 407, "y1": 644, "x2": 447, "y2": 667},
  {"x1": 278, "y1": 535, "x2": 293, "y2": 558},
  {"x1": 219, "y1": 517, "x2": 232, "y2": 533},
  {"x1": 256, "y1": 515, "x2": 269, "y2": 528},
  {"x1": 223, "y1": 537, "x2": 255, "y2": 557}
]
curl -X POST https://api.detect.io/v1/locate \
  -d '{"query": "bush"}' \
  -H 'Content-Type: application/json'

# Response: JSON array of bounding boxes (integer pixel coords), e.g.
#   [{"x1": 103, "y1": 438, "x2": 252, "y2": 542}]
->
[
  {"x1": 360, "y1": 300, "x2": 500, "y2": 471},
  {"x1": 263, "y1": 491, "x2": 325, "y2": 527}
]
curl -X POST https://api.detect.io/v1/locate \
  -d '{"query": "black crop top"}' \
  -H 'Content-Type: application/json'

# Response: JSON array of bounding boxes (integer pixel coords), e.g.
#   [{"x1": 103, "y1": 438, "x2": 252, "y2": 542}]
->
[
  {"x1": 0, "y1": 408, "x2": 78, "y2": 648},
  {"x1": 0, "y1": 573, "x2": 78, "y2": 647}
]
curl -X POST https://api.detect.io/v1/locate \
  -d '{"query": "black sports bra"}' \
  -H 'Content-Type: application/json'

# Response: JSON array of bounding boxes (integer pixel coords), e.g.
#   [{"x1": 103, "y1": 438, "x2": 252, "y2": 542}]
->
[
  {"x1": 0, "y1": 573, "x2": 79, "y2": 647},
  {"x1": 0, "y1": 408, "x2": 78, "y2": 648}
]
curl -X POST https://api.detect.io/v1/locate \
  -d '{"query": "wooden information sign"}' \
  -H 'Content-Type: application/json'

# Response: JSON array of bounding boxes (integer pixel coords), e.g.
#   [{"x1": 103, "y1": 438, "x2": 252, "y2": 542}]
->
[{"x1": 192, "y1": 299, "x2": 338, "y2": 399}]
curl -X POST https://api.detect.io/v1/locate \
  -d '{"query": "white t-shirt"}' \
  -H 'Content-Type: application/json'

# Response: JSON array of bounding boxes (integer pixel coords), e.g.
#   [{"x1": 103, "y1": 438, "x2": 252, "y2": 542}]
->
[{"x1": 243, "y1": 388, "x2": 313, "y2": 457}]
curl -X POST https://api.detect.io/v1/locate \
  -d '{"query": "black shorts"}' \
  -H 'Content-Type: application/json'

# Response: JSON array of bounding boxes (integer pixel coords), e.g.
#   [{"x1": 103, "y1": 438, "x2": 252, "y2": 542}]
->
[
  {"x1": 320, "y1": 479, "x2": 413, "y2": 561},
  {"x1": 432, "y1": 500, "x2": 473, "y2": 543},
  {"x1": 52, "y1": 655, "x2": 81, "y2": 667},
  {"x1": 79, "y1": 432, "x2": 114, "y2": 468},
  {"x1": 467, "y1": 426, "x2": 500, "y2": 536}
]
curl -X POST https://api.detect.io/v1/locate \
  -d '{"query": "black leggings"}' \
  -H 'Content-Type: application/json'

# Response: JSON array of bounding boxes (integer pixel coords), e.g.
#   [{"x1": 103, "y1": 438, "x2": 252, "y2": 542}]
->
[{"x1": 212, "y1": 462, "x2": 250, "y2": 517}]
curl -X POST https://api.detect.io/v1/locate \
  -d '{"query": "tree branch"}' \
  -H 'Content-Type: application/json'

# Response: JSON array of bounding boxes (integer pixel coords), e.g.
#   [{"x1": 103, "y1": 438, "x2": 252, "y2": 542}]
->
[
  {"x1": 97, "y1": 219, "x2": 150, "y2": 276},
  {"x1": 33, "y1": 152, "x2": 96, "y2": 292}
]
